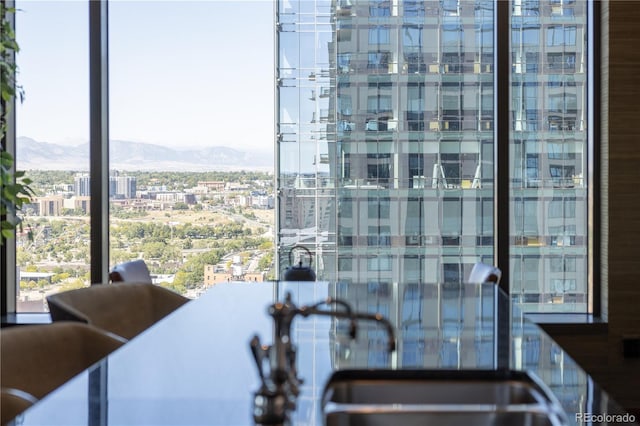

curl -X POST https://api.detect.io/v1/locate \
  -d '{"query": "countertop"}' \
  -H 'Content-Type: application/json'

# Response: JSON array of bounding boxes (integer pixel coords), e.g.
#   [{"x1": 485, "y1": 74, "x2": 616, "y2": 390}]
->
[{"x1": 12, "y1": 282, "x2": 635, "y2": 425}]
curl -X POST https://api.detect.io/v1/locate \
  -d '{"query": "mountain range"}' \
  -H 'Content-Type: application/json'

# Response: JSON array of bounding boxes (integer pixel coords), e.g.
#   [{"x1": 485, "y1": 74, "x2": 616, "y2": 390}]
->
[{"x1": 15, "y1": 137, "x2": 274, "y2": 172}]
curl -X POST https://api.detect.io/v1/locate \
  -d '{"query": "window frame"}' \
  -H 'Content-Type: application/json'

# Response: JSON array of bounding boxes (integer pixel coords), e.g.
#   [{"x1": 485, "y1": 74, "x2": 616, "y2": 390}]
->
[
  {"x1": 3, "y1": 0, "x2": 602, "y2": 321},
  {"x1": 1, "y1": 0, "x2": 111, "y2": 321}
]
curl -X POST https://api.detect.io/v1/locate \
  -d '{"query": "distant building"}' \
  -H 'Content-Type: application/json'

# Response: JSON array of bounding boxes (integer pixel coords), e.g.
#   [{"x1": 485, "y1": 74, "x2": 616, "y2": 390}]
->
[
  {"x1": 36, "y1": 196, "x2": 64, "y2": 216},
  {"x1": 54, "y1": 183, "x2": 74, "y2": 193},
  {"x1": 237, "y1": 195, "x2": 252, "y2": 208},
  {"x1": 18, "y1": 271, "x2": 54, "y2": 284},
  {"x1": 151, "y1": 274, "x2": 175, "y2": 285},
  {"x1": 74, "y1": 173, "x2": 91, "y2": 197},
  {"x1": 197, "y1": 181, "x2": 226, "y2": 192},
  {"x1": 251, "y1": 195, "x2": 274, "y2": 209},
  {"x1": 204, "y1": 264, "x2": 266, "y2": 285},
  {"x1": 75, "y1": 172, "x2": 137, "y2": 199},
  {"x1": 156, "y1": 192, "x2": 196, "y2": 205},
  {"x1": 111, "y1": 175, "x2": 137, "y2": 199},
  {"x1": 225, "y1": 182, "x2": 250, "y2": 192},
  {"x1": 63, "y1": 196, "x2": 91, "y2": 214}
]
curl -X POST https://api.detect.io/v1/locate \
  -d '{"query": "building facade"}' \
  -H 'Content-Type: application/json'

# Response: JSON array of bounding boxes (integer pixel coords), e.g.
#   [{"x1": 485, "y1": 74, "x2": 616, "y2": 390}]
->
[
  {"x1": 276, "y1": 0, "x2": 589, "y2": 313},
  {"x1": 74, "y1": 172, "x2": 137, "y2": 200},
  {"x1": 74, "y1": 173, "x2": 91, "y2": 197},
  {"x1": 111, "y1": 175, "x2": 137, "y2": 199}
]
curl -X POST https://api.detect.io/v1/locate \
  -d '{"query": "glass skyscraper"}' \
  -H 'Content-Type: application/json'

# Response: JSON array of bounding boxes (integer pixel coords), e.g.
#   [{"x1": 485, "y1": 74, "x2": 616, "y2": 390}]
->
[{"x1": 276, "y1": 0, "x2": 589, "y2": 314}]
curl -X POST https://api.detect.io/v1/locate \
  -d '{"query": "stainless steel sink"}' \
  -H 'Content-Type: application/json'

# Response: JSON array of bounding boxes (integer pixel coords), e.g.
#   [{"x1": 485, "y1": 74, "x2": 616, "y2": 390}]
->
[
  {"x1": 325, "y1": 410, "x2": 558, "y2": 426},
  {"x1": 325, "y1": 369, "x2": 549, "y2": 405},
  {"x1": 322, "y1": 370, "x2": 568, "y2": 426}
]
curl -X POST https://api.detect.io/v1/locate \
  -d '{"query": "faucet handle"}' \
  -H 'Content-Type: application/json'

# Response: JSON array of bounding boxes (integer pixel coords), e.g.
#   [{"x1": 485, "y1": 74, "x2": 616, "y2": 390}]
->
[
  {"x1": 286, "y1": 345, "x2": 304, "y2": 397},
  {"x1": 250, "y1": 335, "x2": 269, "y2": 388}
]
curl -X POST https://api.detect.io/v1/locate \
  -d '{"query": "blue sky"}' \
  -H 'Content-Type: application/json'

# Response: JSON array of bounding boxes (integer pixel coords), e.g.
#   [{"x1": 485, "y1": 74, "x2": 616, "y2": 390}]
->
[{"x1": 15, "y1": 0, "x2": 274, "y2": 151}]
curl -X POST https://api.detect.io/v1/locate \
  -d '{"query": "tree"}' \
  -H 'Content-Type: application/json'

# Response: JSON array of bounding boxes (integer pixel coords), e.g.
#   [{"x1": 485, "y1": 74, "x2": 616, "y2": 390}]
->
[
  {"x1": 51, "y1": 272, "x2": 70, "y2": 284},
  {"x1": 173, "y1": 202, "x2": 189, "y2": 210},
  {"x1": 19, "y1": 280, "x2": 34, "y2": 290},
  {"x1": 59, "y1": 279, "x2": 86, "y2": 292},
  {"x1": 259, "y1": 240, "x2": 273, "y2": 251},
  {"x1": 142, "y1": 241, "x2": 169, "y2": 259},
  {"x1": 174, "y1": 249, "x2": 224, "y2": 289},
  {"x1": 159, "y1": 281, "x2": 187, "y2": 295},
  {"x1": 258, "y1": 251, "x2": 274, "y2": 271}
]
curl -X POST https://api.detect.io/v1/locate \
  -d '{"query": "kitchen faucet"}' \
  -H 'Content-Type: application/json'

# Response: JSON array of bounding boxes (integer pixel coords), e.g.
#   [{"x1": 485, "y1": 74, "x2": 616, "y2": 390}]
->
[{"x1": 250, "y1": 292, "x2": 396, "y2": 425}]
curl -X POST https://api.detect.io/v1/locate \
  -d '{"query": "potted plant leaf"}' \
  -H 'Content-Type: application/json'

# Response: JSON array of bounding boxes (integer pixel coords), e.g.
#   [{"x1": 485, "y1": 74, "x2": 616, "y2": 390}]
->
[{"x1": 1, "y1": 2, "x2": 33, "y2": 243}]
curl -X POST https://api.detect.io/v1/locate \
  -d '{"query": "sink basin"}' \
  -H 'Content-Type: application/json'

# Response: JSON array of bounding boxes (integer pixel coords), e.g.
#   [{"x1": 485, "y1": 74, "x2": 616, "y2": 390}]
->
[
  {"x1": 322, "y1": 369, "x2": 568, "y2": 426},
  {"x1": 325, "y1": 410, "x2": 557, "y2": 426},
  {"x1": 323, "y1": 369, "x2": 551, "y2": 406}
]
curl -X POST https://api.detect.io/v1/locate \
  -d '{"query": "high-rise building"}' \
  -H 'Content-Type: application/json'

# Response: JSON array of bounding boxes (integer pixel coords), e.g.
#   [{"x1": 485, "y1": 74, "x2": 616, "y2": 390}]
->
[
  {"x1": 74, "y1": 173, "x2": 91, "y2": 197},
  {"x1": 276, "y1": 0, "x2": 589, "y2": 313},
  {"x1": 75, "y1": 172, "x2": 137, "y2": 199},
  {"x1": 112, "y1": 175, "x2": 137, "y2": 199}
]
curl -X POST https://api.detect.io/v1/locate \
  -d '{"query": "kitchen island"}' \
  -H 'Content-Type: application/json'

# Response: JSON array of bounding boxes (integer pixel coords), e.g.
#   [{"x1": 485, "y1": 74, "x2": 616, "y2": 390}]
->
[{"x1": 11, "y1": 282, "x2": 636, "y2": 425}]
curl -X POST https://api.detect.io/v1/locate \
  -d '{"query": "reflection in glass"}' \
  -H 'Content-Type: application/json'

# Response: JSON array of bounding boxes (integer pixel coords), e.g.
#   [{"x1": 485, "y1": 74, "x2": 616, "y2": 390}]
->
[{"x1": 277, "y1": 0, "x2": 590, "y2": 314}]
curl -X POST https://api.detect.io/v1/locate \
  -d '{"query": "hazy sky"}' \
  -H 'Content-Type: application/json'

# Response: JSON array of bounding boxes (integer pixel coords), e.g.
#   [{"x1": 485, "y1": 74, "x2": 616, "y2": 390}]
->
[{"x1": 15, "y1": 0, "x2": 274, "y2": 151}]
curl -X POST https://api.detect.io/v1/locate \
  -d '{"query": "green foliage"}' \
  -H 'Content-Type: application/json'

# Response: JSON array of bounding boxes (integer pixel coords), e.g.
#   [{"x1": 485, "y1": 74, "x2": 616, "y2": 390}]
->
[
  {"x1": 1, "y1": 5, "x2": 32, "y2": 243},
  {"x1": 20, "y1": 170, "x2": 74, "y2": 189},
  {"x1": 258, "y1": 240, "x2": 273, "y2": 251},
  {"x1": 243, "y1": 211, "x2": 257, "y2": 220},
  {"x1": 11, "y1": 168, "x2": 275, "y2": 292},
  {"x1": 20, "y1": 280, "x2": 36, "y2": 290},
  {"x1": 159, "y1": 280, "x2": 187, "y2": 295},
  {"x1": 0, "y1": 4, "x2": 22, "y2": 106},
  {"x1": 128, "y1": 171, "x2": 273, "y2": 190},
  {"x1": 258, "y1": 251, "x2": 274, "y2": 271},
  {"x1": 172, "y1": 249, "x2": 224, "y2": 289},
  {"x1": 110, "y1": 248, "x2": 134, "y2": 265},
  {"x1": 51, "y1": 272, "x2": 70, "y2": 284},
  {"x1": 173, "y1": 202, "x2": 189, "y2": 210},
  {"x1": 58, "y1": 279, "x2": 87, "y2": 292},
  {"x1": 110, "y1": 206, "x2": 148, "y2": 219},
  {"x1": 1, "y1": 152, "x2": 34, "y2": 239}
]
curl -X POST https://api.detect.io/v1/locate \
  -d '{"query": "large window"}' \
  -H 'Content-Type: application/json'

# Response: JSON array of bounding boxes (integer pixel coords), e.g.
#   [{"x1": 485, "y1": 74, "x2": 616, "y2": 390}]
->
[
  {"x1": 4, "y1": 0, "x2": 595, "y2": 316},
  {"x1": 277, "y1": 0, "x2": 593, "y2": 315},
  {"x1": 12, "y1": 0, "x2": 90, "y2": 313},
  {"x1": 5, "y1": 1, "x2": 275, "y2": 314}
]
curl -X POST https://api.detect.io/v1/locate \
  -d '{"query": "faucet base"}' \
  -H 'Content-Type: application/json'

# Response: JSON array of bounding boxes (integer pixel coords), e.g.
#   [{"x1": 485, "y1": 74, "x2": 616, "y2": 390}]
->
[{"x1": 253, "y1": 389, "x2": 289, "y2": 426}]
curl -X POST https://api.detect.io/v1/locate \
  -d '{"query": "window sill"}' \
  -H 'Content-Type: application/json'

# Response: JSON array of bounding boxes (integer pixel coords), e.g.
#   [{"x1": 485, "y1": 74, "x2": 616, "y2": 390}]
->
[
  {"x1": 526, "y1": 313, "x2": 608, "y2": 335},
  {"x1": 1, "y1": 313, "x2": 52, "y2": 328},
  {"x1": 525, "y1": 313, "x2": 603, "y2": 324}
]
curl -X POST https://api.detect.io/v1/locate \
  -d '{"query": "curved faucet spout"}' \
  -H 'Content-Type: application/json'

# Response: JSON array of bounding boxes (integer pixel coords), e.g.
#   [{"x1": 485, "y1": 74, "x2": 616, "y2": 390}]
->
[
  {"x1": 304, "y1": 297, "x2": 357, "y2": 339},
  {"x1": 350, "y1": 312, "x2": 396, "y2": 353},
  {"x1": 298, "y1": 303, "x2": 396, "y2": 353}
]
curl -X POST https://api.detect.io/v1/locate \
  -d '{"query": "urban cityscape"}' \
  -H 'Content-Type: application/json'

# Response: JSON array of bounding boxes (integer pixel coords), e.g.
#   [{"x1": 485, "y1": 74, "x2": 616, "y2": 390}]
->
[{"x1": 16, "y1": 170, "x2": 276, "y2": 312}]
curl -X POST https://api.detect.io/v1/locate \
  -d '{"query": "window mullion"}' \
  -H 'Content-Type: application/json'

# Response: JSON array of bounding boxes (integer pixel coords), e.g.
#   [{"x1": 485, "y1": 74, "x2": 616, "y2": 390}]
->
[
  {"x1": 89, "y1": 0, "x2": 110, "y2": 285},
  {"x1": 495, "y1": 0, "x2": 510, "y2": 294}
]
